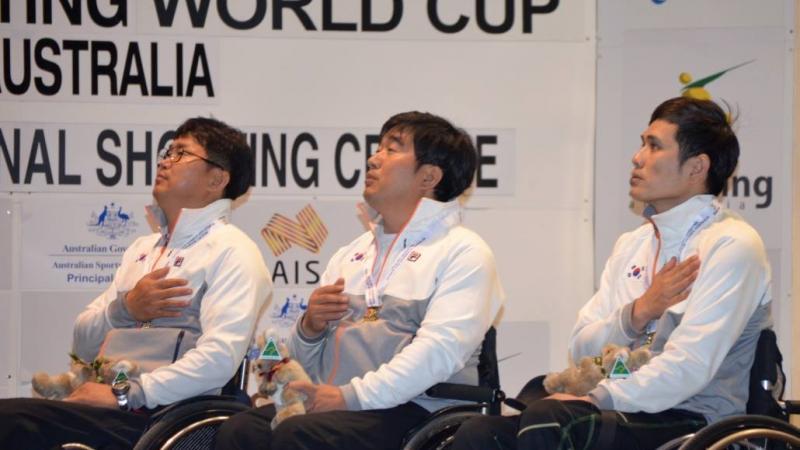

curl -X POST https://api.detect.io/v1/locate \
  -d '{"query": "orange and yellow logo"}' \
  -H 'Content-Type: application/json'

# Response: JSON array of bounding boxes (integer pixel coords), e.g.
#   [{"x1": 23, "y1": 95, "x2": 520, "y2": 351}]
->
[{"x1": 261, "y1": 205, "x2": 328, "y2": 256}]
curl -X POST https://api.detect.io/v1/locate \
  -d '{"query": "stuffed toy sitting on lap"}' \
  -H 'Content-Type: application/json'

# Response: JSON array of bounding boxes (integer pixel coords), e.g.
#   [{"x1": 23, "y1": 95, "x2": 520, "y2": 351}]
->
[
  {"x1": 543, "y1": 344, "x2": 652, "y2": 396},
  {"x1": 254, "y1": 330, "x2": 312, "y2": 430},
  {"x1": 31, "y1": 353, "x2": 138, "y2": 400}
]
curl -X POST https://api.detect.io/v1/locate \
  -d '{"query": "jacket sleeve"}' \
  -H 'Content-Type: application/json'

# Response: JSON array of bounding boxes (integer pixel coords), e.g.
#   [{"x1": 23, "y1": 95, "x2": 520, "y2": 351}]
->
[
  {"x1": 137, "y1": 240, "x2": 272, "y2": 409},
  {"x1": 569, "y1": 233, "x2": 642, "y2": 362},
  {"x1": 286, "y1": 246, "x2": 346, "y2": 382},
  {"x1": 592, "y1": 231, "x2": 770, "y2": 413},
  {"x1": 340, "y1": 242, "x2": 504, "y2": 411}
]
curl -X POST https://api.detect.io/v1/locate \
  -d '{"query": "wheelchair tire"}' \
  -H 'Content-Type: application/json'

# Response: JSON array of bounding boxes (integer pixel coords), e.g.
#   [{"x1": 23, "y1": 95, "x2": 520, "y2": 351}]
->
[
  {"x1": 133, "y1": 399, "x2": 250, "y2": 450},
  {"x1": 679, "y1": 414, "x2": 800, "y2": 450},
  {"x1": 402, "y1": 410, "x2": 482, "y2": 450}
]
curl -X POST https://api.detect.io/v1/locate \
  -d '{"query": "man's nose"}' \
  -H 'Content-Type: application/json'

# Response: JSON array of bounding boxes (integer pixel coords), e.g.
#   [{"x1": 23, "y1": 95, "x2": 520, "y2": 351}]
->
[
  {"x1": 631, "y1": 148, "x2": 644, "y2": 168},
  {"x1": 367, "y1": 151, "x2": 381, "y2": 170}
]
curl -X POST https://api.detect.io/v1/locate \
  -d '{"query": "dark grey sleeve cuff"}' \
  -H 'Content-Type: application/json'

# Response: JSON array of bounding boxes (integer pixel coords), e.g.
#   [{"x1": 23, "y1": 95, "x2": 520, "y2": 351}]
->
[
  {"x1": 294, "y1": 313, "x2": 328, "y2": 344},
  {"x1": 340, "y1": 384, "x2": 362, "y2": 411},
  {"x1": 620, "y1": 302, "x2": 643, "y2": 340},
  {"x1": 127, "y1": 378, "x2": 147, "y2": 410},
  {"x1": 107, "y1": 292, "x2": 137, "y2": 328},
  {"x1": 588, "y1": 385, "x2": 614, "y2": 410}
]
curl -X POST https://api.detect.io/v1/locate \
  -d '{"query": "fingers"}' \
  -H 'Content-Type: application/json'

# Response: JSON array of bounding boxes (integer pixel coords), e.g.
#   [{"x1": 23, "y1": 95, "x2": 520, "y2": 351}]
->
[
  {"x1": 313, "y1": 281, "x2": 346, "y2": 296},
  {"x1": 287, "y1": 381, "x2": 315, "y2": 399},
  {"x1": 156, "y1": 277, "x2": 190, "y2": 289},
  {"x1": 288, "y1": 381, "x2": 315, "y2": 410},
  {"x1": 673, "y1": 255, "x2": 700, "y2": 273},
  {"x1": 157, "y1": 286, "x2": 194, "y2": 300},
  {"x1": 671, "y1": 269, "x2": 698, "y2": 293},
  {"x1": 309, "y1": 280, "x2": 348, "y2": 311},
  {"x1": 148, "y1": 266, "x2": 171, "y2": 279},
  {"x1": 156, "y1": 298, "x2": 191, "y2": 310}
]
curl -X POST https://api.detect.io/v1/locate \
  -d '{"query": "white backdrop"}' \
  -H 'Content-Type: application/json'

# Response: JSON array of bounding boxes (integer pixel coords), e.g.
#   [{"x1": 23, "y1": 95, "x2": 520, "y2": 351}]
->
[{"x1": 0, "y1": 1, "x2": 596, "y2": 399}]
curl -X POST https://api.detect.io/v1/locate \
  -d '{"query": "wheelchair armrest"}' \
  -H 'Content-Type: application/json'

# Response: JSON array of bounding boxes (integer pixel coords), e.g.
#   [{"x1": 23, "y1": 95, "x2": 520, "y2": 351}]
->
[
  {"x1": 425, "y1": 382, "x2": 505, "y2": 404},
  {"x1": 784, "y1": 400, "x2": 800, "y2": 415}
]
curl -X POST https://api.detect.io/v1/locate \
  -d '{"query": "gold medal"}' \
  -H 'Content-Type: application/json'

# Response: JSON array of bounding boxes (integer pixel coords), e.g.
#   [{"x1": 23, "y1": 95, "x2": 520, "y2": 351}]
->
[{"x1": 363, "y1": 306, "x2": 381, "y2": 322}]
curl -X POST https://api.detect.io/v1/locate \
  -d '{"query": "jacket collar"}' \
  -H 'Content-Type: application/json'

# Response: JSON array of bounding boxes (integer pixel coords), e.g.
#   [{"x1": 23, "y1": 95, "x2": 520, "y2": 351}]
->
[
  {"x1": 644, "y1": 194, "x2": 717, "y2": 245},
  {"x1": 372, "y1": 197, "x2": 462, "y2": 240},
  {"x1": 146, "y1": 199, "x2": 231, "y2": 246}
]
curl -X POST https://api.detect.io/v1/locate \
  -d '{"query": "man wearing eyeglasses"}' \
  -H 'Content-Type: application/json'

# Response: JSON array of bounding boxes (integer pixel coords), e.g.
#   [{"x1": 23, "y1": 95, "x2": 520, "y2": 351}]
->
[{"x1": 0, "y1": 117, "x2": 272, "y2": 449}]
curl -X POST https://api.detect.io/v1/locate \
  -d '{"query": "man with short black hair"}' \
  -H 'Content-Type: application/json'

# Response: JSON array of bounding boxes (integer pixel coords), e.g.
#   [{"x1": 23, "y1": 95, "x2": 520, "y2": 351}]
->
[
  {"x1": 452, "y1": 97, "x2": 773, "y2": 450},
  {"x1": 217, "y1": 111, "x2": 504, "y2": 450},
  {"x1": 0, "y1": 117, "x2": 272, "y2": 449}
]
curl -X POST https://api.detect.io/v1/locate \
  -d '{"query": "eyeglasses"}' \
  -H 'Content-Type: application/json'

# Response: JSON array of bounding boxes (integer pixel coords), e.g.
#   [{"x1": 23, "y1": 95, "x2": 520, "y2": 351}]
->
[{"x1": 157, "y1": 146, "x2": 226, "y2": 170}]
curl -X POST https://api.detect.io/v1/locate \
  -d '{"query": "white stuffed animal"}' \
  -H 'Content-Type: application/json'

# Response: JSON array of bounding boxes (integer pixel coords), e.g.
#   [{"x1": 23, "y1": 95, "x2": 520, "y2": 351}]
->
[
  {"x1": 32, "y1": 353, "x2": 138, "y2": 400},
  {"x1": 254, "y1": 331, "x2": 312, "y2": 429},
  {"x1": 543, "y1": 344, "x2": 652, "y2": 396}
]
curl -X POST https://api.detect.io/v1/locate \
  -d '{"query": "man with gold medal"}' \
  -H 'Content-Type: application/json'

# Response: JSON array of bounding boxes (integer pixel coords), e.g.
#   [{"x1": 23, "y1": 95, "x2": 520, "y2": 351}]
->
[{"x1": 217, "y1": 112, "x2": 505, "y2": 450}]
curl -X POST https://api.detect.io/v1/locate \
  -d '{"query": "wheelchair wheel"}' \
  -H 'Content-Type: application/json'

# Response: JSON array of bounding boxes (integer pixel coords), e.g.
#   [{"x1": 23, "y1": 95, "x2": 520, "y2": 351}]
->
[
  {"x1": 679, "y1": 415, "x2": 800, "y2": 450},
  {"x1": 133, "y1": 399, "x2": 250, "y2": 450},
  {"x1": 402, "y1": 410, "x2": 482, "y2": 450}
]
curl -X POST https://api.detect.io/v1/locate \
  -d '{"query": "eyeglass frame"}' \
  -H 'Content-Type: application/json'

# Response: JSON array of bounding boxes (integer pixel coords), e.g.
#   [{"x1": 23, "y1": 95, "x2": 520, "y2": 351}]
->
[{"x1": 157, "y1": 146, "x2": 227, "y2": 170}]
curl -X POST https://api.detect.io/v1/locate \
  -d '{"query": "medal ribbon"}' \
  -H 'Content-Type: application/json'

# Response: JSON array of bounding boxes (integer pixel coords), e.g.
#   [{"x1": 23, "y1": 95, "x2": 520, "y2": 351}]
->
[{"x1": 361, "y1": 200, "x2": 444, "y2": 310}]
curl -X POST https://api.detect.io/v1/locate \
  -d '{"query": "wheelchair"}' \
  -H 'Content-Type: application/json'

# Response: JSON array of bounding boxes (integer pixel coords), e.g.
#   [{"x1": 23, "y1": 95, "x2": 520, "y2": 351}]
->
[
  {"x1": 62, "y1": 360, "x2": 252, "y2": 450},
  {"x1": 401, "y1": 326, "x2": 506, "y2": 450},
  {"x1": 652, "y1": 329, "x2": 800, "y2": 450}
]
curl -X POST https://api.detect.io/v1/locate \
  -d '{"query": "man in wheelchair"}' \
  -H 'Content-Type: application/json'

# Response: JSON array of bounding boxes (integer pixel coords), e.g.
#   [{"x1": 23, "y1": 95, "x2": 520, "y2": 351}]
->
[
  {"x1": 452, "y1": 97, "x2": 773, "y2": 450},
  {"x1": 215, "y1": 111, "x2": 504, "y2": 450},
  {"x1": 0, "y1": 117, "x2": 272, "y2": 449}
]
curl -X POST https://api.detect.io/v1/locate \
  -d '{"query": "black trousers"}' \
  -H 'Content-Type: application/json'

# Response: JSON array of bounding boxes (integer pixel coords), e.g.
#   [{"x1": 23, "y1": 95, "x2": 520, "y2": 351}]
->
[
  {"x1": 0, "y1": 397, "x2": 151, "y2": 450},
  {"x1": 215, "y1": 402, "x2": 431, "y2": 450},
  {"x1": 451, "y1": 399, "x2": 707, "y2": 450}
]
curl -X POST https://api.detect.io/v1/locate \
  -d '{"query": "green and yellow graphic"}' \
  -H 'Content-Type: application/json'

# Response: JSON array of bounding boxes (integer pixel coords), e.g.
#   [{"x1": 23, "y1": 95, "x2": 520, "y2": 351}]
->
[
  {"x1": 259, "y1": 337, "x2": 282, "y2": 361},
  {"x1": 679, "y1": 60, "x2": 754, "y2": 100}
]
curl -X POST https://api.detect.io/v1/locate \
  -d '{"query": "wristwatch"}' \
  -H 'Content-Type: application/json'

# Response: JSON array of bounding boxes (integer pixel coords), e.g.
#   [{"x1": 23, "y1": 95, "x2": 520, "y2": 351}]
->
[{"x1": 111, "y1": 380, "x2": 131, "y2": 411}]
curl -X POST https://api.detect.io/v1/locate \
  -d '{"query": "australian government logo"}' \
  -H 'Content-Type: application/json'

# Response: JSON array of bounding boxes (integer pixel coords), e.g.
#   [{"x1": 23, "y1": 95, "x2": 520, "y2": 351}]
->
[
  {"x1": 269, "y1": 294, "x2": 309, "y2": 328},
  {"x1": 87, "y1": 202, "x2": 139, "y2": 239}
]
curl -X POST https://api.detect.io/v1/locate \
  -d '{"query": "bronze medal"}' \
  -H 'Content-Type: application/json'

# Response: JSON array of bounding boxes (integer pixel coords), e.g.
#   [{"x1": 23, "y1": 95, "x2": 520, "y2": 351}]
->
[{"x1": 363, "y1": 306, "x2": 380, "y2": 322}]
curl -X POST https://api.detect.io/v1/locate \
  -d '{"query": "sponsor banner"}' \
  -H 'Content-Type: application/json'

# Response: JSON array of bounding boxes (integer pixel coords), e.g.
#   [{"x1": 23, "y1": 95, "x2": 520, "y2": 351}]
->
[
  {"x1": 0, "y1": 123, "x2": 515, "y2": 196},
  {"x1": 2, "y1": 1, "x2": 590, "y2": 42},
  {"x1": 19, "y1": 195, "x2": 152, "y2": 290}
]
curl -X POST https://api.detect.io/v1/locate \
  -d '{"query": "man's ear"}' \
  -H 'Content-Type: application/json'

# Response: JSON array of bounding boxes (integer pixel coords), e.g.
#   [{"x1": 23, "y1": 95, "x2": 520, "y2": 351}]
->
[
  {"x1": 418, "y1": 164, "x2": 443, "y2": 196},
  {"x1": 686, "y1": 154, "x2": 711, "y2": 182},
  {"x1": 209, "y1": 169, "x2": 230, "y2": 195}
]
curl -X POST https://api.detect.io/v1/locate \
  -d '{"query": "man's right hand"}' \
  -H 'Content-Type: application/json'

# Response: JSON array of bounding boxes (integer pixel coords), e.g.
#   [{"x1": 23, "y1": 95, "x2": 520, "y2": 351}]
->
[
  {"x1": 631, "y1": 255, "x2": 700, "y2": 332},
  {"x1": 301, "y1": 278, "x2": 348, "y2": 338},
  {"x1": 124, "y1": 267, "x2": 192, "y2": 322}
]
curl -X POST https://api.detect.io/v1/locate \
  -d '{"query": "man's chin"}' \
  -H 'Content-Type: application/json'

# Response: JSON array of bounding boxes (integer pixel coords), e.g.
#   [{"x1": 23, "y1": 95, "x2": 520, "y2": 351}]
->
[
  {"x1": 362, "y1": 190, "x2": 376, "y2": 206},
  {"x1": 628, "y1": 188, "x2": 645, "y2": 203}
]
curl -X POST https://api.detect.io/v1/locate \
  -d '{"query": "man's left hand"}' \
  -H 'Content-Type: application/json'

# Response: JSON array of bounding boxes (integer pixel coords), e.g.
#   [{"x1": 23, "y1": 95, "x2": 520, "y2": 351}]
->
[
  {"x1": 287, "y1": 381, "x2": 345, "y2": 412},
  {"x1": 65, "y1": 382, "x2": 118, "y2": 409},
  {"x1": 546, "y1": 393, "x2": 592, "y2": 403}
]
